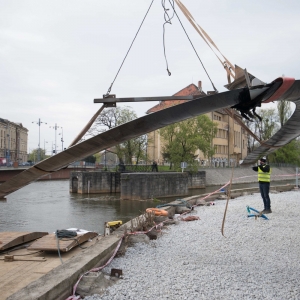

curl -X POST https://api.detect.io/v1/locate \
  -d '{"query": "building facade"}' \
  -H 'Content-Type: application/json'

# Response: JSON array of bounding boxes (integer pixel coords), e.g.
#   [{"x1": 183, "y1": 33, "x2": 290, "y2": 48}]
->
[
  {"x1": 0, "y1": 118, "x2": 28, "y2": 165},
  {"x1": 146, "y1": 81, "x2": 248, "y2": 167}
]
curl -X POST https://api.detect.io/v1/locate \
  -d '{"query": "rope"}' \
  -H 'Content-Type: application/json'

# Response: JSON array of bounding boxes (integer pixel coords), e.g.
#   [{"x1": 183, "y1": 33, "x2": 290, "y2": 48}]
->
[
  {"x1": 104, "y1": 0, "x2": 155, "y2": 97},
  {"x1": 221, "y1": 167, "x2": 234, "y2": 237},
  {"x1": 55, "y1": 230, "x2": 78, "y2": 264},
  {"x1": 161, "y1": 0, "x2": 175, "y2": 76},
  {"x1": 168, "y1": 0, "x2": 218, "y2": 92},
  {"x1": 174, "y1": 0, "x2": 235, "y2": 83}
]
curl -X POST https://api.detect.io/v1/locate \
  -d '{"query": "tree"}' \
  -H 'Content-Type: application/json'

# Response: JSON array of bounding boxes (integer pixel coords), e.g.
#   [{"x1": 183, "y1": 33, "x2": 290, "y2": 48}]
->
[
  {"x1": 268, "y1": 101, "x2": 297, "y2": 164},
  {"x1": 83, "y1": 155, "x2": 96, "y2": 163},
  {"x1": 247, "y1": 108, "x2": 279, "y2": 152},
  {"x1": 28, "y1": 148, "x2": 48, "y2": 162},
  {"x1": 277, "y1": 100, "x2": 291, "y2": 127},
  {"x1": 268, "y1": 139, "x2": 300, "y2": 166},
  {"x1": 160, "y1": 115, "x2": 217, "y2": 168},
  {"x1": 88, "y1": 106, "x2": 146, "y2": 164}
]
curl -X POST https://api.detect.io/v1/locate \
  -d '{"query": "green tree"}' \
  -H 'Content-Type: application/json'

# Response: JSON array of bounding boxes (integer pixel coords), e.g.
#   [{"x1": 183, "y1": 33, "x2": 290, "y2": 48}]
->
[
  {"x1": 269, "y1": 139, "x2": 300, "y2": 166},
  {"x1": 28, "y1": 148, "x2": 48, "y2": 162},
  {"x1": 160, "y1": 115, "x2": 217, "y2": 168},
  {"x1": 83, "y1": 155, "x2": 96, "y2": 163}
]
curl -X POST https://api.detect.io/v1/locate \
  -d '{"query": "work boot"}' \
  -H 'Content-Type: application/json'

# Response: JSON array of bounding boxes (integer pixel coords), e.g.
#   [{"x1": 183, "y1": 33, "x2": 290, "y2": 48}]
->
[{"x1": 263, "y1": 209, "x2": 272, "y2": 214}]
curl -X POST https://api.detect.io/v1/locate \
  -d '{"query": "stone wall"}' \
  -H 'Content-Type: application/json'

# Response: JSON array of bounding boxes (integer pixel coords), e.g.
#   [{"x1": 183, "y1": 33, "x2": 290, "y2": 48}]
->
[
  {"x1": 120, "y1": 172, "x2": 188, "y2": 200},
  {"x1": 70, "y1": 171, "x2": 120, "y2": 194},
  {"x1": 187, "y1": 171, "x2": 206, "y2": 188}
]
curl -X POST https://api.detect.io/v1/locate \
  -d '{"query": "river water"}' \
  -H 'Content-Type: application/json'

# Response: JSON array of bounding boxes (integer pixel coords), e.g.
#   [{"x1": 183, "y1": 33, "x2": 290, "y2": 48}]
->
[{"x1": 0, "y1": 179, "x2": 293, "y2": 234}]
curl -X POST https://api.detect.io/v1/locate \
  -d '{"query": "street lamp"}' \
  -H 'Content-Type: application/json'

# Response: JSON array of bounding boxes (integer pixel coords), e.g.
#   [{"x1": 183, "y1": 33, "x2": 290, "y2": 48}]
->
[
  {"x1": 32, "y1": 118, "x2": 47, "y2": 162},
  {"x1": 58, "y1": 127, "x2": 64, "y2": 151},
  {"x1": 44, "y1": 140, "x2": 48, "y2": 158},
  {"x1": 49, "y1": 124, "x2": 61, "y2": 154}
]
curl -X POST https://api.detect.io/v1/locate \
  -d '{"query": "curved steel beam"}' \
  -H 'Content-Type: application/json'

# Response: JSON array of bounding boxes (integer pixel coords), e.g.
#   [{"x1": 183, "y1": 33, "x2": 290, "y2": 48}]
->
[
  {"x1": 241, "y1": 80, "x2": 300, "y2": 165},
  {"x1": 0, "y1": 88, "x2": 246, "y2": 198}
]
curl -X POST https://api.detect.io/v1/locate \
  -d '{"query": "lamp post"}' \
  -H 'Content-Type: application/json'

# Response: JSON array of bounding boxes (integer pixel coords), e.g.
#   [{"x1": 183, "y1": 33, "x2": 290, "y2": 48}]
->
[
  {"x1": 49, "y1": 124, "x2": 61, "y2": 154},
  {"x1": 59, "y1": 127, "x2": 64, "y2": 151},
  {"x1": 32, "y1": 118, "x2": 47, "y2": 162}
]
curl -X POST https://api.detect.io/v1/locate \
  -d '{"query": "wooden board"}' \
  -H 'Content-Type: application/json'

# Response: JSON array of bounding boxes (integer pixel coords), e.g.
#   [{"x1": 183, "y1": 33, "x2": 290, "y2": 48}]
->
[
  {"x1": 27, "y1": 231, "x2": 98, "y2": 252},
  {"x1": 0, "y1": 232, "x2": 48, "y2": 251}
]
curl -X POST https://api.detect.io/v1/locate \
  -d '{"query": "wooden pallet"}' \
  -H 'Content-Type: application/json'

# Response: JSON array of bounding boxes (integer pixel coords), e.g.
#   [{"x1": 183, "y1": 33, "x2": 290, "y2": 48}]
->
[
  {"x1": 0, "y1": 232, "x2": 48, "y2": 252},
  {"x1": 27, "y1": 231, "x2": 98, "y2": 252}
]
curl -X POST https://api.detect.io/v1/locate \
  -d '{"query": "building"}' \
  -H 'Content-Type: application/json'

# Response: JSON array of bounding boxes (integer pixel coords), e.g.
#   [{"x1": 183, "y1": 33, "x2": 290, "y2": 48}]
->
[
  {"x1": 146, "y1": 81, "x2": 248, "y2": 166},
  {"x1": 0, "y1": 118, "x2": 28, "y2": 165}
]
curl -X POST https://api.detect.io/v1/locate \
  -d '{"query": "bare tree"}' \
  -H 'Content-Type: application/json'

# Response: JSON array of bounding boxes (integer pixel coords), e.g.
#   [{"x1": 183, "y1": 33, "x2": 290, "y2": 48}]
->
[{"x1": 87, "y1": 106, "x2": 146, "y2": 164}]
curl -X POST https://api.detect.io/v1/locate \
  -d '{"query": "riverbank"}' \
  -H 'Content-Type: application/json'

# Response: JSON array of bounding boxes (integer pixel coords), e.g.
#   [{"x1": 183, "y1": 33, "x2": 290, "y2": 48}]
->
[
  {"x1": 85, "y1": 189, "x2": 300, "y2": 300},
  {"x1": 2, "y1": 167, "x2": 298, "y2": 299},
  {"x1": 204, "y1": 166, "x2": 298, "y2": 186}
]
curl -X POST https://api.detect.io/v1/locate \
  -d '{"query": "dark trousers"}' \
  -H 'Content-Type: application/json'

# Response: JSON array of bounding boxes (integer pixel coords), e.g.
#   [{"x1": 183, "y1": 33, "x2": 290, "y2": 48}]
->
[{"x1": 259, "y1": 182, "x2": 271, "y2": 210}]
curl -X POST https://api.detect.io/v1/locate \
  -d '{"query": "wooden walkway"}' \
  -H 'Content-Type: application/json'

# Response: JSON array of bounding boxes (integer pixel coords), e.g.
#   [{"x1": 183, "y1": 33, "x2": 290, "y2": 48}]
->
[
  {"x1": 0, "y1": 232, "x2": 48, "y2": 251},
  {"x1": 28, "y1": 231, "x2": 98, "y2": 252},
  {"x1": 0, "y1": 231, "x2": 100, "y2": 300}
]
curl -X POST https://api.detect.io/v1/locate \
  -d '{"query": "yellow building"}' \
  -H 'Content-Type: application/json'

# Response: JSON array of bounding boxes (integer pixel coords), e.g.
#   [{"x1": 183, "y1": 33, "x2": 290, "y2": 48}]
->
[
  {"x1": 0, "y1": 118, "x2": 28, "y2": 165},
  {"x1": 146, "y1": 81, "x2": 248, "y2": 167}
]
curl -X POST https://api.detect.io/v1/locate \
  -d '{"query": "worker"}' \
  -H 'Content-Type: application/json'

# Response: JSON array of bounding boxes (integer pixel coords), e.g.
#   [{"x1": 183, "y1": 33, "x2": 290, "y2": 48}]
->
[
  {"x1": 252, "y1": 156, "x2": 272, "y2": 214},
  {"x1": 151, "y1": 161, "x2": 158, "y2": 172}
]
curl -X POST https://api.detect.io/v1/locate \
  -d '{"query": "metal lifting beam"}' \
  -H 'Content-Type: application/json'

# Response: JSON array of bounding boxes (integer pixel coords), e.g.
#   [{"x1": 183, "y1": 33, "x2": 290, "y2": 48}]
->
[{"x1": 94, "y1": 95, "x2": 196, "y2": 104}]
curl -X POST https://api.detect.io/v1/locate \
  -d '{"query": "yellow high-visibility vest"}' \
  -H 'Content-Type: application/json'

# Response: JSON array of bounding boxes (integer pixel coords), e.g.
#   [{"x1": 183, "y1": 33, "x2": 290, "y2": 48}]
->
[{"x1": 258, "y1": 166, "x2": 271, "y2": 182}]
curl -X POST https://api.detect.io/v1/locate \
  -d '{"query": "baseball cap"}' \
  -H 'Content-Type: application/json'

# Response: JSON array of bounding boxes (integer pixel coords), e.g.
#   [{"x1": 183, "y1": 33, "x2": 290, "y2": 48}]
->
[{"x1": 260, "y1": 156, "x2": 267, "y2": 162}]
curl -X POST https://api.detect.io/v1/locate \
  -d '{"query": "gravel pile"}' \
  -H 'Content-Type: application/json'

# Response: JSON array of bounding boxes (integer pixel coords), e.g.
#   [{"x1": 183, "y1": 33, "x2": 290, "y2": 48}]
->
[{"x1": 84, "y1": 190, "x2": 300, "y2": 300}]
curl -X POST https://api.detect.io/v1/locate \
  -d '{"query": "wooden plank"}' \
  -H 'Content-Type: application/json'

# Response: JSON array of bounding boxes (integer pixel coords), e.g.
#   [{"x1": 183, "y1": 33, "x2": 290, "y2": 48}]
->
[
  {"x1": 27, "y1": 231, "x2": 98, "y2": 252},
  {"x1": 0, "y1": 232, "x2": 48, "y2": 251},
  {"x1": 0, "y1": 256, "x2": 46, "y2": 262}
]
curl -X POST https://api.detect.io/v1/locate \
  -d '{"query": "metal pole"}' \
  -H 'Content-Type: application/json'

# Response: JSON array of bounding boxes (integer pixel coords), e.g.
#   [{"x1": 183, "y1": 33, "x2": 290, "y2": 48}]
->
[
  {"x1": 296, "y1": 167, "x2": 299, "y2": 188},
  {"x1": 60, "y1": 127, "x2": 64, "y2": 151},
  {"x1": 55, "y1": 124, "x2": 57, "y2": 154},
  {"x1": 38, "y1": 118, "x2": 41, "y2": 162}
]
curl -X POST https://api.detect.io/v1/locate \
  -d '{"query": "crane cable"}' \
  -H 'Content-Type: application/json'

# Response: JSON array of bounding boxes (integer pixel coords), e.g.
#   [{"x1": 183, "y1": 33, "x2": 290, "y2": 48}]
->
[
  {"x1": 167, "y1": 0, "x2": 218, "y2": 93},
  {"x1": 162, "y1": 0, "x2": 175, "y2": 76},
  {"x1": 104, "y1": 0, "x2": 155, "y2": 97}
]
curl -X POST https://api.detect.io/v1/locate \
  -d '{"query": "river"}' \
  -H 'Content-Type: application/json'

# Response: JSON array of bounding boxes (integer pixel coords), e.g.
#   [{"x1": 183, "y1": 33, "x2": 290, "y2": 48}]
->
[
  {"x1": 0, "y1": 180, "x2": 170, "y2": 234},
  {"x1": 0, "y1": 179, "x2": 293, "y2": 234}
]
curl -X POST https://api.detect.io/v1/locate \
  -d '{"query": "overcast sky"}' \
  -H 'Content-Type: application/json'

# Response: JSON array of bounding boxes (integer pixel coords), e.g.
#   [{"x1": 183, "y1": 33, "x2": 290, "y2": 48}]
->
[{"x1": 1, "y1": 0, "x2": 300, "y2": 154}]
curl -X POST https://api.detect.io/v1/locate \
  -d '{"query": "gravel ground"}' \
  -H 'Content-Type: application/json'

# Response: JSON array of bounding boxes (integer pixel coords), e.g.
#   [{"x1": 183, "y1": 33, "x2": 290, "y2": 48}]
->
[{"x1": 84, "y1": 190, "x2": 300, "y2": 300}]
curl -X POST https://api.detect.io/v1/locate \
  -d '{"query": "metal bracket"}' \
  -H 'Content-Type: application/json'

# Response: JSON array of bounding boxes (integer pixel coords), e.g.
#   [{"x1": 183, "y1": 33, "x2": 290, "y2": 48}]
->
[{"x1": 110, "y1": 268, "x2": 123, "y2": 278}]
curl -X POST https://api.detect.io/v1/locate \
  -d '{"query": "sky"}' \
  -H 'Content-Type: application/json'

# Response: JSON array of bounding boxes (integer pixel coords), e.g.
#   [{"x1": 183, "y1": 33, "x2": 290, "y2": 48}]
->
[{"x1": 1, "y1": 0, "x2": 300, "y2": 154}]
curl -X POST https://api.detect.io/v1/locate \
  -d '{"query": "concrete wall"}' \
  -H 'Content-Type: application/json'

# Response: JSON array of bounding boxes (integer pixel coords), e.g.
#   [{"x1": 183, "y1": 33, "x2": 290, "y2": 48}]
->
[
  {"x1": 188, "y1": 171, "x2": 206, "y2": 188},
  {"x1": 70, "y1": 171, "x2": 120, "y2": 194},
  {"x1": 120, "y1": 172, "x2": 188, "y2": 200}
]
